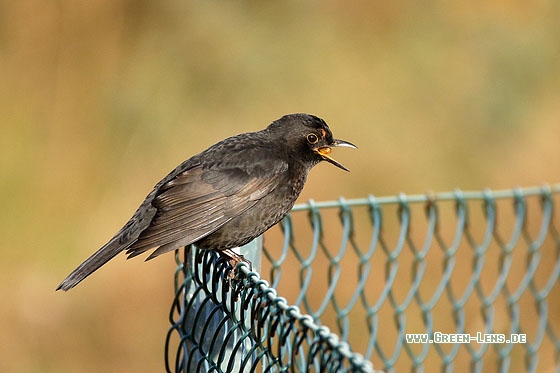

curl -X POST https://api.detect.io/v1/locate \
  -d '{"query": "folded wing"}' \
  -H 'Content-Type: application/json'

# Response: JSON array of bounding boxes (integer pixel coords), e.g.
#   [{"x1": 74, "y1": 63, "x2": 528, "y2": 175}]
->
[{"x1": 126, "y1": 164, "x2": 280, "y2": 259}]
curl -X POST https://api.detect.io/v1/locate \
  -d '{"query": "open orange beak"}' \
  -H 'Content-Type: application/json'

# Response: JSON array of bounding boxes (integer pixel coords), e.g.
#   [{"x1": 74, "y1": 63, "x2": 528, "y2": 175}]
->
[{"x1": 314, "y1": 139, "x2": 357, "y2": 172}]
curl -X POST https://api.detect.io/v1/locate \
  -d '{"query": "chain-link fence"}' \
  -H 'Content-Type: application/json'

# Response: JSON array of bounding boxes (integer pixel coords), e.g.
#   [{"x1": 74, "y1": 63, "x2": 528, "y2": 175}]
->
[{"x1": 165, "y1": 185, "x2": 560, "y2": 372}]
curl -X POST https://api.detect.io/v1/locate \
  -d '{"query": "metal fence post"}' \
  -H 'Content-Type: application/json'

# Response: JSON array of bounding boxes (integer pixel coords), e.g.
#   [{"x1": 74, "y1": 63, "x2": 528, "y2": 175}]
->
[{"x1": 166, "y1": 238, "x2": 262, "y2": 372}]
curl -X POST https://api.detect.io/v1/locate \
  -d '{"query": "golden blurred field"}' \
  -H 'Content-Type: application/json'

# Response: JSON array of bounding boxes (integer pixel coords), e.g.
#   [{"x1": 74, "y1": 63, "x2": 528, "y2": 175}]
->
[{"x1": 1, "y1": 1, "x2": 559, "y2": 372}]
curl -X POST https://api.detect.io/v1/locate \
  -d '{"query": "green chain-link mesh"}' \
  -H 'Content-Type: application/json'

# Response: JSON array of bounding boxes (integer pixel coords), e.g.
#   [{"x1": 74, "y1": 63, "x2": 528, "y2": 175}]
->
[{"x1": 166, "y1": 185, "x2": 559, "y2": 372}]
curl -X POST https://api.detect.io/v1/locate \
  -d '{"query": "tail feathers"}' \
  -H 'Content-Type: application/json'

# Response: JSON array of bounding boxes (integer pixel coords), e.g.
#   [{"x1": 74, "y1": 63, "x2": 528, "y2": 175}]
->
[{"x1": 56, "y1": 238, "x2": 133, "y2": 291}]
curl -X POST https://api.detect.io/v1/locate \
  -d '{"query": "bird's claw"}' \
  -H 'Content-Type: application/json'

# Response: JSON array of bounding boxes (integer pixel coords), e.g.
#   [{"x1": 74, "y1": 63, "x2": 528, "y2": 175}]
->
[{"x1": 220, "y1": 249, "x2": 252, "y2": 287}]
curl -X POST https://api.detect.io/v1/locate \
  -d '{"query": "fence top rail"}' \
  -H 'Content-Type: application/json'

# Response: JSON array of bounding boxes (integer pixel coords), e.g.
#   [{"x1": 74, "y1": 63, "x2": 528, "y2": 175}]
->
[{"x1": 291, "y1": 184, "x2": 560, "y2": 211}]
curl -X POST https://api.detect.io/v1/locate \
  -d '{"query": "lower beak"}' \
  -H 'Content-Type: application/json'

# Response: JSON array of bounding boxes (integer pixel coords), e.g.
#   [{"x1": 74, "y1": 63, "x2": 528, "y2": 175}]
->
[{"x1": 314, "y1": 139, "x2": 357, "y2": 172}]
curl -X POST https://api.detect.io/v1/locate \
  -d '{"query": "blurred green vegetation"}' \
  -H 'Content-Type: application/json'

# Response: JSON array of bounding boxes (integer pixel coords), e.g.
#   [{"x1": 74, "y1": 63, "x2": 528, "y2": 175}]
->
[{"x1": 1, "y1": 1, "x2": 559, "y2": 372}]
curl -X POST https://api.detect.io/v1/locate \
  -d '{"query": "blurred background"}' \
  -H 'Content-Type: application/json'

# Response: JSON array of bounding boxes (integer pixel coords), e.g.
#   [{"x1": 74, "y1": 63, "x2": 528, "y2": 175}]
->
[{"x1": 1, "y1": 1, "x2": 559, "y2": 371}]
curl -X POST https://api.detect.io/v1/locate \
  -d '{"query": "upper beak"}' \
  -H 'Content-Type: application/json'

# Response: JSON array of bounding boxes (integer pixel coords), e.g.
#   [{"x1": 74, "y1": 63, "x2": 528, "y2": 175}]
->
[{"x1": 314, "y1": 139, "x2": 357, "y2": 172}]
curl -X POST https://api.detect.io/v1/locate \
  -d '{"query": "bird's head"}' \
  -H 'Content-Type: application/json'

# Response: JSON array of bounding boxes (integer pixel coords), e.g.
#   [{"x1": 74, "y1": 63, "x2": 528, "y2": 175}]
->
[{"x1": 268, "y1": 113, "x2": 357, "y2": 171}]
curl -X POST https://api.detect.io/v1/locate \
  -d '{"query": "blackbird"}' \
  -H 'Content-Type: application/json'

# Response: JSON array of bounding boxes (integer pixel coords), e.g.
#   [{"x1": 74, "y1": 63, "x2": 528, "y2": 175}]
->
[{"x1": 57, "y1": 113, "x2": 356, "y2": 291}]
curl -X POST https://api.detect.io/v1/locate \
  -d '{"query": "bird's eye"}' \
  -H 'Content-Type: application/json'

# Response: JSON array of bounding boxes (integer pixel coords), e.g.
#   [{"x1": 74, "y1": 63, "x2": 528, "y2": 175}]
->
[{"x1": 307, "y1": 133, "x2": 319, "y2": 144}]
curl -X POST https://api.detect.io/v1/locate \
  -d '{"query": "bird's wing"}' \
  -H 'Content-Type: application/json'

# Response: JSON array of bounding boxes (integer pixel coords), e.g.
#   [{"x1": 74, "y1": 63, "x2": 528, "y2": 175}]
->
[{"x1": 126, "y1": 164, "x2": 282, "y2": 259}]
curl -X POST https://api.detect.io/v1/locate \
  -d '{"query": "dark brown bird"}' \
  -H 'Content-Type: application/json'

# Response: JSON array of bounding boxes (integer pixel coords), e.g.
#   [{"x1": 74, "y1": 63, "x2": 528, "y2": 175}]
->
[{"x1": 57, "y1": 113, "x2": 356, "y2": 291}]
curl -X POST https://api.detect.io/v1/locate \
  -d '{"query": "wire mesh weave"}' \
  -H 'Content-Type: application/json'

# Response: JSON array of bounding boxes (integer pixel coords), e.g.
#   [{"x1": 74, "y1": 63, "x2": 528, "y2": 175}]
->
[
  {"x1": 165, "y1": 248, "x2": 376, "y2": 372},
  {"x1": 166, "y1": 185, "x2": 560, "y2": 372}
]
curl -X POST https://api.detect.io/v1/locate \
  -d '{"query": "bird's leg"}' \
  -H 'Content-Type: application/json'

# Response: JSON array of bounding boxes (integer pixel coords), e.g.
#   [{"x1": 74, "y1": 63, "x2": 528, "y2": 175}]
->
[
  {"x1": 216, "y1": 249, "x2": 251, "y2": 298},
  {"x1": 220, "y1": 248, "x2": 253, "y2": 272},
  {"x1": 218, "y1": 249, "x2": 253, "y2": 286}
]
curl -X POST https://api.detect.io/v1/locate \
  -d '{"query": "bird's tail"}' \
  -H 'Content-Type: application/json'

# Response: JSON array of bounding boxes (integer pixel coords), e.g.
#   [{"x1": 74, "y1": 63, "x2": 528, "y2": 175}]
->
[
  {"x1": 56, "y1": 237, "x2": 132, "y2": 291},
  {"x1": 57, "y1": 197, "x2": 158, "y2": 291}
]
